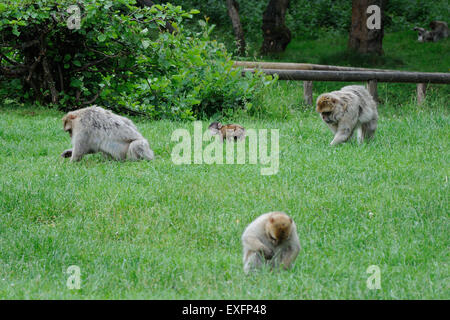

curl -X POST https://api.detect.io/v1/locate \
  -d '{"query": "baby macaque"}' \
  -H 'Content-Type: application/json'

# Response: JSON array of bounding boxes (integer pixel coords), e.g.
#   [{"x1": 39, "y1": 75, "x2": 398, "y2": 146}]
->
[
  {"x1": 414, "y1": 21, "x2": 448, "y2": 42},
  {"x1": 61, "y1": 105, "x2": 154, "y2": 162},
  {"x1": 316, "y1": 85, "x2": 378, "y2": 146},
  {"x1": 242, "y1": 211, "x2": 301, "y2": 274},
  {"x1": 413, "y1": 27, "x2": 433, "y2": 42},
  {"x1": 208, "y1": 122, "x2": 245, "y2": 141}
]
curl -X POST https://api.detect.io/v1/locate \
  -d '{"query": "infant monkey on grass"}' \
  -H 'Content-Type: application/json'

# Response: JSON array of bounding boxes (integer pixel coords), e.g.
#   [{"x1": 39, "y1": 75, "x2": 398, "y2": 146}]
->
[{"x1": 208, "y1": 122, "x2": 245, "y2": 142}]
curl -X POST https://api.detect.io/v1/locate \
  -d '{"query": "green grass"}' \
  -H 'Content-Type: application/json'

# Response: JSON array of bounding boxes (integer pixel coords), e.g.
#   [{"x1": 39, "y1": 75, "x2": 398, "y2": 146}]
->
[
  {"x1": 0, "y1": 89, "x2": 449, "y2": 299},
  {"x1": 0, "y1": 31, "x2": 449, "y2": 299}
]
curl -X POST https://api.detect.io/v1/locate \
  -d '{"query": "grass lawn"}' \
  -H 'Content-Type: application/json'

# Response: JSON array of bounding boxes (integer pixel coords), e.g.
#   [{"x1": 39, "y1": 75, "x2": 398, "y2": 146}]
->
[{"x1": 0, "y1": 32, "x2": 449, "y2": 299}]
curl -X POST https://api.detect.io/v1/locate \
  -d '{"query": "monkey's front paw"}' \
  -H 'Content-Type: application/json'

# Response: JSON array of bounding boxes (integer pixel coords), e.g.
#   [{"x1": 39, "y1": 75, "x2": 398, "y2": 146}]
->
[
  {"x1": 61, "y1": 149, "x2": 73, "y2": 158},
  {"x1": 263, "y1": 248, "x2": 274, "y2": 260}
]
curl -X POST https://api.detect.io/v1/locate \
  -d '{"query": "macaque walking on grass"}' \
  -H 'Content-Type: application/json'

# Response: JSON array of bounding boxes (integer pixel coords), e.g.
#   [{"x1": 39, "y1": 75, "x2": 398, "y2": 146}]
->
[{"x1": 61, "y1": 105, "x2": 154, "y2": 162}]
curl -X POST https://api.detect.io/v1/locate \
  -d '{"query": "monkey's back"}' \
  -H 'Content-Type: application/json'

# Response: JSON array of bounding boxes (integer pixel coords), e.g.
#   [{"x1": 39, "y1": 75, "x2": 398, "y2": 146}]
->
[
  {"x1": 75, "y1": 106, "x2": 146, "y2": 158},
  {"x1": 221, "y1": 124, "x2": 245, "y2": 136},
  {"x1": 77, "y1": 106, "x2": 142, "y2": 137},
  {"x1": 336, "y1": 85, "x2": 378, "y2": 123}
]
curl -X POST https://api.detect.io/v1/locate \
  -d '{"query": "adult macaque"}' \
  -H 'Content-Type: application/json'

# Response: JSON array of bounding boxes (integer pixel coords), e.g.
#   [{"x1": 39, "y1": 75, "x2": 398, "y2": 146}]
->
[
  {"x1": 242, "y1": 211, "x2": 300, "y2": 274},
  {"x1": 61, "y1": 106, "x2": 154, "y2": 162},
  {"x1": 316, "y1": 85, "x2": 378, "y2": 146},
  {"x1": 414, "y1": 21, "x2": 448, "y2": 42}
]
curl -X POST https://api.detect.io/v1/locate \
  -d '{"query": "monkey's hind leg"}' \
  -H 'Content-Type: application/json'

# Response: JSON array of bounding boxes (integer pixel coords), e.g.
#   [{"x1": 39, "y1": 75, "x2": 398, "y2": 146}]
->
[
  {"x1": 362, "y1": 119, "x2": 377, "y2": 141},
  {"x1": 127, "y1": 139, "x2": 154, "y2": 161}
]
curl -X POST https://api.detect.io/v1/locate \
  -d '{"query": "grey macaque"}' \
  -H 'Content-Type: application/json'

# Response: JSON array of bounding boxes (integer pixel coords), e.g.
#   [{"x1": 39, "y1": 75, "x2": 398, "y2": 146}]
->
[
  {"x1": 316, "y1": 85, "x2": 378, "y2": 146},
  {"x1": 414, "y1": 21, "x2": 448, "y2": 42},
  {"x1": 242, "y1": 211, "x2": 301, "y2": 274},
  {"x1": 61, "y1": 105, "x2": 154, "y2": 162}
]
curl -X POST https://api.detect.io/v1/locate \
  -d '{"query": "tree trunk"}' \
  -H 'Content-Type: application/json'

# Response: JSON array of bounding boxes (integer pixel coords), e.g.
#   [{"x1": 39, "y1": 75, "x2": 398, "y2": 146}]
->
[
  {"x1": 226, "y1": 0, "x2": 246, "y2": 56},
  {"x1": 260, "y1": 0, "x2": 291, "y2": 55},
  {"x1": 348, "y1": 0, "x2": 386, "y2": 55}
]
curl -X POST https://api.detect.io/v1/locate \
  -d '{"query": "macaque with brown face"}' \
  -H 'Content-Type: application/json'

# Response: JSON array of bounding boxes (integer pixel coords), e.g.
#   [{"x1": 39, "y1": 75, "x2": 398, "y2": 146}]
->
[
  {"x1": 414, "y1": 21, "x2": 448, "y2": 42},
  {"x1": 242, "y1": 211, "x2": 301, "y2": 274},
  {"x1": 61, "y1": 105, "x2": 154, "y2": 162},
  {"x1": 208, "y1": 122, "x2": 245, "y2": 141},
  {"x1": 316, "y1": 85, "x2": 378, "y2": 146}
]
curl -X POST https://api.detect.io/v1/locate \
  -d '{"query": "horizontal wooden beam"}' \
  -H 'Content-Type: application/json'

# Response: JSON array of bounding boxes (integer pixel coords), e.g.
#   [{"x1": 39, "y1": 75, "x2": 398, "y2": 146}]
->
[
  {"x1": 243, "y1": 69, "x2": 450, "y2": 84},
  {"x1": 234, "y1": 60, "x2": 396, "y2": 72}
]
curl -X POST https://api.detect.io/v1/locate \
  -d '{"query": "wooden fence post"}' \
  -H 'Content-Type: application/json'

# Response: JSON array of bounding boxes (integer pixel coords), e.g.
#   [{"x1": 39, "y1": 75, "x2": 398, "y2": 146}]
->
[
  {"x1": 303, "y1": 81, "x2": 313, "y2": 105},
  {"x1": 417, "y1": 83, "x2": 427, "y2": 105},
  {"x1": 367, "y1": 79, "x2": 378, "y2": 105}
]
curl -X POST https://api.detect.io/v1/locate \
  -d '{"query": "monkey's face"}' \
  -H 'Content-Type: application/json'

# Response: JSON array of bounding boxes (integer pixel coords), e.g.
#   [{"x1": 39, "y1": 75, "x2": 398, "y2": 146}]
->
[
  {"x1": 208, "y1": 122, "x2": 223, "y2": 135},
  {"x1": 209, "y1": 122, "x2": 222, "y2": 130},
  {"x1": 316, "y1": 94, "x2": 342, "y2": 124},
  {"x1": 266, "y1": 214, "x2": 292, "y2": 245},
  {"x1": 62, "y1": 113, "x2": 77, "y2": 137},
  {"x1": 414, "y1": 27, "x2": 425, "y2": 42},
  {"x1": 320, "y1": 111, "x2": 334, "y2": 124},
  {"x1": 417, "y1": 31, "x2": 427, "y2": 42},
  {"x1": 414, "y1": 28, "x2": 432, "y2": 42}
]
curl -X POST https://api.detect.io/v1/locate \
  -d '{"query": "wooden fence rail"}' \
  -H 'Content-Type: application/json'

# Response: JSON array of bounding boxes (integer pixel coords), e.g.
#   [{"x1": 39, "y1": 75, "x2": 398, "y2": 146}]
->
[
  {"x1": 241, "y1": 68, "x2": 450, "y2": 106},
  {"x1": 234, "y1": 60, "x2": 397, "y2": 72}
]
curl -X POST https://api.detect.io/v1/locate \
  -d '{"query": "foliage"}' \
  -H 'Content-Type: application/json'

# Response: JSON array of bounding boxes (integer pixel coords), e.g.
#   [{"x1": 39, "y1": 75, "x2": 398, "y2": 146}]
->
[
  {"x1": 0, "y1": 0, "x2": 274, "y2": 119},
  {"x1": 108, "y1": 23, "x2": 275, "y2": 120},
  {"x1": 166, "y1": 0, "x2": 449, "y2": 51}
]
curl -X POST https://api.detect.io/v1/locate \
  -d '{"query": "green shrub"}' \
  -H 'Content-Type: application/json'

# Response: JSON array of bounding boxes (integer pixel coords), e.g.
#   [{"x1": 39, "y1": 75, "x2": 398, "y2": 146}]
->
[{"x1": 0, "y1": 0, "x2": 274, "y2": 119}]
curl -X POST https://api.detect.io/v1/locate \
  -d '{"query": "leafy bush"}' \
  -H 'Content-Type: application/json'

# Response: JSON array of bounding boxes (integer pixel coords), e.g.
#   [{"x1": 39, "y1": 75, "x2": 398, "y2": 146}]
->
[
  {"x1": 107, "y1": 18, "x2": 275, "y2": 120},
  {"x1": 0, "y1": 0, "x2": 274, "y2": 119}
]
